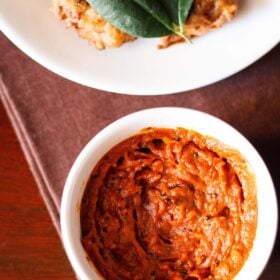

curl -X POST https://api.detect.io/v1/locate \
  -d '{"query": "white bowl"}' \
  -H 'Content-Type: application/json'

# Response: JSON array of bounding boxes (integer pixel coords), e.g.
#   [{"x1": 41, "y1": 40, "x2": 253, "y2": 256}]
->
[{"x1": 61, "y1": 107, "x2": 277, "y2": 280}]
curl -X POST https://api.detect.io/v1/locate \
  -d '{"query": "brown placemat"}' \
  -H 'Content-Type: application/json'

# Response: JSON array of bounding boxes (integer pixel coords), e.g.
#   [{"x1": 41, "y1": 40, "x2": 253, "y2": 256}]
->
[{"x1": 0, "y1": 32, "x2": 279, "y2": 235}]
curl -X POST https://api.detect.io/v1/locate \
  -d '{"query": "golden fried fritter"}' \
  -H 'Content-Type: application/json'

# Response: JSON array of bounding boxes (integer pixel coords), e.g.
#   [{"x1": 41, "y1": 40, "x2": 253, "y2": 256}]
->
[
  {"x1": 51, "y1": 0, "x2": 134, "y2": 49},
  {"x1": 160, "y1": 0, "x2": 238, "y2": 48},
  {"x1": 51, "y1": 0, "x2": 238, "y2": 49}
]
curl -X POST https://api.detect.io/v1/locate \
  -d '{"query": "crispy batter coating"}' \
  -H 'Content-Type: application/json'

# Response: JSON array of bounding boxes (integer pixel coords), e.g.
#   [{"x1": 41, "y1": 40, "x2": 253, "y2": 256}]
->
[
  {"x1": 51, "y1": 0, "x2": 134, "y2": 49},
  {"x1": 160, "y1": 0, "x2": 238, "y2": 48},
  {"x1": 51, "y1": 0, "x2": 238, "y2": 49}
]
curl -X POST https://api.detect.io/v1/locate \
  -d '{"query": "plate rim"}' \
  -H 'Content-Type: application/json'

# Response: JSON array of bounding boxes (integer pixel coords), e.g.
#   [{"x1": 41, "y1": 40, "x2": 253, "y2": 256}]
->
[{"x1": 0, "y1": 2, "x2": 279, "y2": 95}]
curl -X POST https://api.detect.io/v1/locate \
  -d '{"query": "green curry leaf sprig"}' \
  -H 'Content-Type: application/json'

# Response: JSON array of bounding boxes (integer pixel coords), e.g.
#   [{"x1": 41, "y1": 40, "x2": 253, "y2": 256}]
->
[{"x1": 85, "y1": 0, "x2": 194, "y2": 39}]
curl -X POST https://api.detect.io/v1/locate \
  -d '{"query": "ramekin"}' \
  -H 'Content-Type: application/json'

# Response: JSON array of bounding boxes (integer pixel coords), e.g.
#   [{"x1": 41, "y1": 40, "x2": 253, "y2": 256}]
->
[{"x1": 61, "y1": 107, "x2": 277, "y2": 280}]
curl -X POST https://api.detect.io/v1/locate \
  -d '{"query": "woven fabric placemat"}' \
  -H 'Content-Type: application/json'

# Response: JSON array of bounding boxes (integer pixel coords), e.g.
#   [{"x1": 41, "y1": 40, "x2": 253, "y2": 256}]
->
[{"x1": 0, "y1": 33, "x2": 279, "y2": 233}]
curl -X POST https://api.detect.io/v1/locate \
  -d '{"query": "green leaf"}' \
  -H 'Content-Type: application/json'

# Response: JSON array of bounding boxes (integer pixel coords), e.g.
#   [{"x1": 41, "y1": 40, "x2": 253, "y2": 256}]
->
[
  {"x1": 178, "y1": 0, "x2": 194, "y2": 34},
  {"x1": 85, "y1": 0, "x2": 194, "y2": 39},
  {"x1": 161, "y1": 0, "x2": 194, "y2": 34},
  {"x1": 86, "y1": 0, "x2": 173, "y2": 38},
  {"x1": 160, "y1": 1, "x2": 180, "y2": 25}
]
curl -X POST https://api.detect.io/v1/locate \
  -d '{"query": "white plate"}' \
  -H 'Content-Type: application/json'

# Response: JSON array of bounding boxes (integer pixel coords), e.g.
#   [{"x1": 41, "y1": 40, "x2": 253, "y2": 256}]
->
[{"x1": 0, "y1": 0, "x2": 279, "y2": 95}]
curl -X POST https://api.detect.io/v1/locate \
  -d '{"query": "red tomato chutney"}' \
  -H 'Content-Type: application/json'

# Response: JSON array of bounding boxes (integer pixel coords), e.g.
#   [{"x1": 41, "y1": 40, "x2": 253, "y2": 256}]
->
[{"x1": 80, "y1": 128, "x2": 257, "y2": 280}]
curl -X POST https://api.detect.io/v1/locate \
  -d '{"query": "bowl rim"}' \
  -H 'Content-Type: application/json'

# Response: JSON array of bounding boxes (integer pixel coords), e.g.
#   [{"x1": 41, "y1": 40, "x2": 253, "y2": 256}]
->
[{"x1": 61, "y1": 107, "x2": 278, "y2": 280}]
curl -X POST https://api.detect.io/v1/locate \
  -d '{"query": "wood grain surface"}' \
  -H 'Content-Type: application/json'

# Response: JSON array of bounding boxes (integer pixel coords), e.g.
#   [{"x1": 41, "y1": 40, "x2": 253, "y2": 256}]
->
[
  {"x1": 1, "y1": 98, "x2": 280, "y2": 279},
  {"x1": 0, "y1": 102, "x2": 74, "y2": 279}
]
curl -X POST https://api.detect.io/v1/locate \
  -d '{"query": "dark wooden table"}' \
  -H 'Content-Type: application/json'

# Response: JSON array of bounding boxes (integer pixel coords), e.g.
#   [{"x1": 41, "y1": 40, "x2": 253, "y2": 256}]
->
[
  {"x1": 0, "y1": 102, "x2": 74, "y2": 279},
  {"x1": 1, "y1": 101, "x2": 280, "y2": 279}
]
